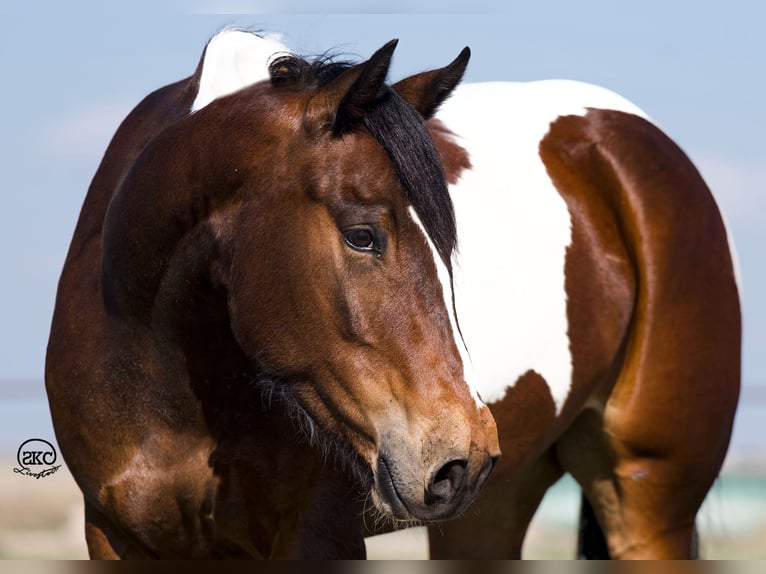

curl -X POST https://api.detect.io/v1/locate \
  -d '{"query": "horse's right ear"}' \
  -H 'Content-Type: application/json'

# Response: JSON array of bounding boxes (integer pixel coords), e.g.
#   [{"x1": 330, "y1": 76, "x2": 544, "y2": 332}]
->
[
  {"x1": 393, "y1": 47, "x2": 470, "y2": 119},
  {"x1": 306, "y1": 39, "x2": 398, "y2": 136}
]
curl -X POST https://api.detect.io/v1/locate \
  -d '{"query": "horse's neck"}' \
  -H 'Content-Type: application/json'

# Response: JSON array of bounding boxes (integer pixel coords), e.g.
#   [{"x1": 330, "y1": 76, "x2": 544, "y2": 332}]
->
[
  {"x1": 151, "y1": 219, "x2": 238, "y2": 354},
  {"x1": 101, "y1": 96, "x2": 254, "y2": 322}
]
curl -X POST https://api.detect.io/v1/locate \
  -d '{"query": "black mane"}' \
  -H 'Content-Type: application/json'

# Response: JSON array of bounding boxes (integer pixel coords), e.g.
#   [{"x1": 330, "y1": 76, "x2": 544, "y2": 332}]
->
[
  {"x1": 268, "y1": 54, "x2": 457, "y2": 268},
  {"x1": 364, "y1": 91, "x2": 457, "y2": 269},
  {"x1": 269, "y1": 53, "x2": 354, "y2": 89}
]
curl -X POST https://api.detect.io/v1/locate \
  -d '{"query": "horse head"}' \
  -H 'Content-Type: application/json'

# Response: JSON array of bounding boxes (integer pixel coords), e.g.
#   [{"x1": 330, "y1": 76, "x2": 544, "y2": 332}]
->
[{"x1": 102, "y1": 39, "x2": 499, "y2": 523}]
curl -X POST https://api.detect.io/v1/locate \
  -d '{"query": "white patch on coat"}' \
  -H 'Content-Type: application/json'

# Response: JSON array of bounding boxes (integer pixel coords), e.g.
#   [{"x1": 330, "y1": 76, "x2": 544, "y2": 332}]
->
[
  {"x1": 191, "y1": 30, "x2": 288, "y2": 112},
  {"x1": 436, "y1": 80, "x2": 647, "y2": 414}
]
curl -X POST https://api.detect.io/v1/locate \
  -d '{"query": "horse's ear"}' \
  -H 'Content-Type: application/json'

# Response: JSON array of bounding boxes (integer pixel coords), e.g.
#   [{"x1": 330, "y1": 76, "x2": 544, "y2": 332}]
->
[
  {"x1": 306, "y1": 39, "x2": 398, "y2": 136},
  {"x1": 393, "y1": 47, "x2": 470, "y2": 119}
]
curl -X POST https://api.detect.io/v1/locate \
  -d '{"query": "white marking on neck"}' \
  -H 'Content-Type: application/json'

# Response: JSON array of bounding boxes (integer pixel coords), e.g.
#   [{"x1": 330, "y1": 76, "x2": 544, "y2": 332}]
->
[
  {"x1": 191, "y1": 30, "x2": 288, "y2": 113},
  {"x1": 408, "y1": 207, "x2": 485, "y2": 410}
]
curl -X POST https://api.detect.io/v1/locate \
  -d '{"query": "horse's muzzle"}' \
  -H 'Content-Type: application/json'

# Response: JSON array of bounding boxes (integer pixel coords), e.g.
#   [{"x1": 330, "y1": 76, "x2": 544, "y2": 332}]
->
[{"x1": 375, "y1": 449, "x2": 499, "y2": 522}]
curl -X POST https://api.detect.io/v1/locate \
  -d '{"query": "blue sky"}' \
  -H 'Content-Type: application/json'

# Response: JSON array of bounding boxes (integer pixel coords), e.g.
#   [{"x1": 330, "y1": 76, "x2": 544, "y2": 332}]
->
[{"x1": 1, "y1": 1, "x2": 764, "y2": 453}]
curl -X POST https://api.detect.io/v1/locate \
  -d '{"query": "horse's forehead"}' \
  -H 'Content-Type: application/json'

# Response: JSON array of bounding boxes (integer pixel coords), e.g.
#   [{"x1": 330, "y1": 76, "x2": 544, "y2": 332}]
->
[{"x1": 306, "y1": 132, "x2": 402, "y2": 200}]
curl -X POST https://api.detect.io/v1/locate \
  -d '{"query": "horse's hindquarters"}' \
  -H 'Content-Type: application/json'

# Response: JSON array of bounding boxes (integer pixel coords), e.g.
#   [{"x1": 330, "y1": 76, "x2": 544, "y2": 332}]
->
[{"x1": 546, "y1": 109, "x2": 740, "y2": 558}]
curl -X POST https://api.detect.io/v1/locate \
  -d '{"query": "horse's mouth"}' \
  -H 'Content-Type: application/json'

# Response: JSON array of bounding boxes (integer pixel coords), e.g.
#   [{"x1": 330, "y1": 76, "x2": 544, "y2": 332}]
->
[{"x1": 374, "y1": 456, "x2": 412, "y2": 520}]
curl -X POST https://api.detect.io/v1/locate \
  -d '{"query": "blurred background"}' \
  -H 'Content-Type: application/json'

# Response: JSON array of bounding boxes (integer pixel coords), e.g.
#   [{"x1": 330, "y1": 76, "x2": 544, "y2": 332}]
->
[{"x1": 1, "y1": 0, "x2": 763, "y2": 559}]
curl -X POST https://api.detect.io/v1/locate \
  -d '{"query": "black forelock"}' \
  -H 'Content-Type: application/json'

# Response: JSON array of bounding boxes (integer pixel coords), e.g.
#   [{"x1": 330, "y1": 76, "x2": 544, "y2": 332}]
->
[
  {"x1": 268, "y1": 53, "x2": 457, "y2": 268},
  {"x1": 269, "y1": 53, "x2": 354, "y2": 88},
  {"x1": 363, "y1": 89, "x2": 457, "y2": 269}
]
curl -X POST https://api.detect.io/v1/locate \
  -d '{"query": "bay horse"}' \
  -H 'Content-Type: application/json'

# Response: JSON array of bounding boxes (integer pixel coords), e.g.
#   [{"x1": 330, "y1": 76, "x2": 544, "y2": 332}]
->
[
  {"x1": 45, "y1": 30, "x2": 740, "y2": 559},
  {"x1": 45, "y1": 31, "x2": 500, "y2": 558}
]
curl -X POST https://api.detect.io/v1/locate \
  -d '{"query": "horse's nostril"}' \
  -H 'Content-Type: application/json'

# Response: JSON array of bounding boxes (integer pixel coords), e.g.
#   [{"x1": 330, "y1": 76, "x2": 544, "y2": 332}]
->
[{"x1": 426, "y1": 459, "x2": 467, "y2": 505}]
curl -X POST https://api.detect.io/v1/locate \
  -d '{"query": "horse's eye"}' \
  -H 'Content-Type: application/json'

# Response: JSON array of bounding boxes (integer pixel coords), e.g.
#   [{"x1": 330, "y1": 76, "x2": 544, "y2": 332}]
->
[{"x1": 343, "y1": 226, "x2": 380, "y2": 256}]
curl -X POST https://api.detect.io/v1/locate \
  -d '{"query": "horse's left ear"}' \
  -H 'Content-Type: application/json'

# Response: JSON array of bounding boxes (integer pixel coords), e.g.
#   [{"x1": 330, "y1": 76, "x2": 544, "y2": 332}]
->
[
  {"x1": 393, "y1": 47, "x2": 470, "y2": 119},
  {"x1": 306, "y1": 39, "x2": 398, "y2": 136}
]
